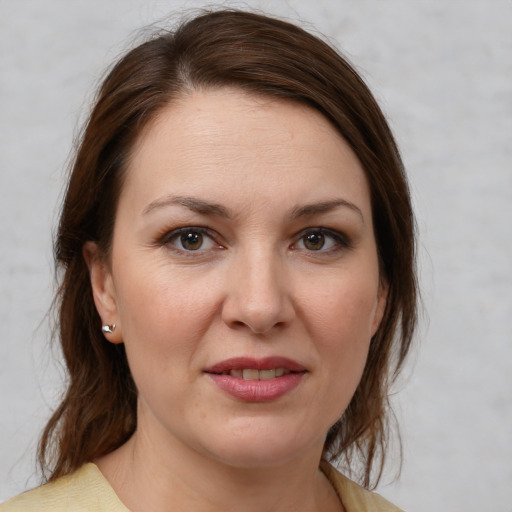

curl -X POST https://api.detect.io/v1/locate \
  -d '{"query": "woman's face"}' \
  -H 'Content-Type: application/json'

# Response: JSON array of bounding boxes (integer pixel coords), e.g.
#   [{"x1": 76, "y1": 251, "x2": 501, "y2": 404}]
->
[{"x1": 90, "y1": 88, "x2": 387, "y2": 468}]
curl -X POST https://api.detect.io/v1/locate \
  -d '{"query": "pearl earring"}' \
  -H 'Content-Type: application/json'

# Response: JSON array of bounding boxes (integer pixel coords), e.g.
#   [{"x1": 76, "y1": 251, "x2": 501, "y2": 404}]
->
[{"x1": 101, "y1": 324, "x2": 116, "y2": 334}]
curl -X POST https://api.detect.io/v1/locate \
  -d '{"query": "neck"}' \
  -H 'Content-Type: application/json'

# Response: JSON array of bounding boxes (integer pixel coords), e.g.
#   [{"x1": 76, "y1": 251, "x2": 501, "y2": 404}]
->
[{"x1": 96, "y1": 427, "x2": 342, "y2": 512}]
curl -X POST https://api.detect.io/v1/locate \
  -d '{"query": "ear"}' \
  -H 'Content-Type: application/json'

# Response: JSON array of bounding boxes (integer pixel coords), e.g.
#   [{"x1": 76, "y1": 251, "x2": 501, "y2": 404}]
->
[
  {"x1": 83, "y1": 241, "x2": 123, "y2": 344},
  {"x1": 371, "y1": 278, "x2": 389, "y2": 337}
]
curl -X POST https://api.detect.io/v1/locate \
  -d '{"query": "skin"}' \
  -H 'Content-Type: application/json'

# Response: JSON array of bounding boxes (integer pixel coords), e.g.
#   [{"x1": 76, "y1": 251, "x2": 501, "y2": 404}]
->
[{"x1": 85, "y1": 88, "x2": 387, "y2": 512}]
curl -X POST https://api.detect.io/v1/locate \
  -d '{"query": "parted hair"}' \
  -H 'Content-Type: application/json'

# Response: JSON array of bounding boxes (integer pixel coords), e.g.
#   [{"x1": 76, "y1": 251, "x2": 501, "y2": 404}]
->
[{"x1": 40, "y1": 9, "x2": 417, "y2": 489}]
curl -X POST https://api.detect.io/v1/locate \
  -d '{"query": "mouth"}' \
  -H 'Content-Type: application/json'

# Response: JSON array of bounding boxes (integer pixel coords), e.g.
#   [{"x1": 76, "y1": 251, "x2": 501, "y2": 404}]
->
[
  {"x1": 203, "y1": 357, "x2": 307, "y2": 401},
  {"x1": 204, "y1": 356, "x2": 307, "y2": 379},
  {"x1": 217, "y1": 368, "x2": 293, "y2": 380}
]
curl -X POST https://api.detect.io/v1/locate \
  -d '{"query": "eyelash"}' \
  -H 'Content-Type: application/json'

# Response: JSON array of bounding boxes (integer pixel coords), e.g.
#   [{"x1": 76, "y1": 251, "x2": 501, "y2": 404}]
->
[
  {"x1": 157, "y1": 226, "x2": 350, "y2": 256},
  {"x1": 294, "y1": 227, "x2": 350, "y2": 251},
  {"x1": 158, "y1": 226, "x2": 221, "y2": 255}
]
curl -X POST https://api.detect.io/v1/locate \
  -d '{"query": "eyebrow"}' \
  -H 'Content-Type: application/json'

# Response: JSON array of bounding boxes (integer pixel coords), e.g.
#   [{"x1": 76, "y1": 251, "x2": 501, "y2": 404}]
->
[
  {"x1": 290, "y1": 199, "x2": 364, "y2": 223},
  {"x1": 142, "y1": 195, "x2": 231, "y2": 217},
  {"x1": 142, "y1": 195, "x2": 363, "y2": 223}
]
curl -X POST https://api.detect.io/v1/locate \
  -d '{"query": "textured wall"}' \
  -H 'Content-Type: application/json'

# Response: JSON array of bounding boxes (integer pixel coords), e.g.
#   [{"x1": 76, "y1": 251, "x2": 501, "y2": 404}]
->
[{"x1": 1, "y1": 1, "x2": 511, "y2": 510}]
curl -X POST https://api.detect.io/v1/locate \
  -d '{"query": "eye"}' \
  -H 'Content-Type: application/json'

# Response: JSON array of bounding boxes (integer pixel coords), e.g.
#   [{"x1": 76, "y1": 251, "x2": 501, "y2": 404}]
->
[
  {"x1": 164, "y1": 227, "x2": 218, "y2": 252},
  {"x1": 294, "y1": 228, "x2": 347, "y2": 252}
]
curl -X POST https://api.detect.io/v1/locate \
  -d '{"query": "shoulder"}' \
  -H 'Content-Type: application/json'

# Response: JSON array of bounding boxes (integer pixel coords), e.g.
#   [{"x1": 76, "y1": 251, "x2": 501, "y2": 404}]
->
[
  {"x1": 320, "y1": 460, "x2": 405, "y2": 512},
  {"x1": 0, "y1": 463, "x2": 128, "y2": 512}
]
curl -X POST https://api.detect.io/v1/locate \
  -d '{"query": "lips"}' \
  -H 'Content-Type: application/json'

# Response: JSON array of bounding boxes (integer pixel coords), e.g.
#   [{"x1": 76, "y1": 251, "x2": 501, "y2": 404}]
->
[
  {"x1": 204, "y1": 357, "x2": 307, "y2": 402},
  {"x1": 205, "y1": 356, "x2": 306, "y2": 374}
]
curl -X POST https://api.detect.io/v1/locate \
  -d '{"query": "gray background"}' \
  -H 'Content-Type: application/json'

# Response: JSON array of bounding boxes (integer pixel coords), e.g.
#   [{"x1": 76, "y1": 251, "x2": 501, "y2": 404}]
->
[{"x1": 1, "y1": 0, "x2": 511, "y2": 510}]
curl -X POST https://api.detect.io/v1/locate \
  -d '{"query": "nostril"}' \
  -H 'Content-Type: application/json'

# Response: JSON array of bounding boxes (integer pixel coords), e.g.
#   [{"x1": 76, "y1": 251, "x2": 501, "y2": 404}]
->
[{"x1": 220, "y1": 273, "x2": 295, "y2": 334}]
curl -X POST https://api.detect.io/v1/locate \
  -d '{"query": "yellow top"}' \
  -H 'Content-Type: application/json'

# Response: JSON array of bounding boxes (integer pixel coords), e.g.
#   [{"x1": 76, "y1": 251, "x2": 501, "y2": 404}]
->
[
  {"x1": 320, "y1": 461, "x2": 404, "y2": 512},
  {"x1": 1, "y1": 461, "x2": 403, "y2": 511},
  {"x1": 0, "y1": 464, "x2": 125, "y2": 512}
]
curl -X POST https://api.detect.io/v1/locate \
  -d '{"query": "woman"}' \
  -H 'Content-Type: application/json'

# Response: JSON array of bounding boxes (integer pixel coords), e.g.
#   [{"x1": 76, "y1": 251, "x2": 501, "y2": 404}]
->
[{"x1": 1, "y1": 9, "x2": 417, "y2": 512}]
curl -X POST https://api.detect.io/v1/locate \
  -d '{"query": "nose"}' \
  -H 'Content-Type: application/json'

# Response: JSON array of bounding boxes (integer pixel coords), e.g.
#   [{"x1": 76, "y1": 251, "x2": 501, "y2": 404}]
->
[{"x1": 221, "y1": 250, "x2": 295, "y2": 335}]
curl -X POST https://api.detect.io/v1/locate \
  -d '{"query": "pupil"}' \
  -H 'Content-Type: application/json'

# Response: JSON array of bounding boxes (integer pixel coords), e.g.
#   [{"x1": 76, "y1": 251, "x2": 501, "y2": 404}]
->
[
  {"x1": 181, "y1": 232, "x2": 202, "y2": 250},
  {"x1": 305, "y1": 233, "x2": 324, "y2": 250}
]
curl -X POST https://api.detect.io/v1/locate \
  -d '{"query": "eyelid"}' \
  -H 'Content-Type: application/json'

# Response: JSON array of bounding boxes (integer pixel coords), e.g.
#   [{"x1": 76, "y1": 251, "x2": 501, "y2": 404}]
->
[
  {"x1": 159, "y1": 226, "x2": 223, "y2": 253},
  {"x1": 292, "y1": 227, "x2": 351, "y2": 252},
  {"x1": 155, "y1": 225, "x2": 350, "y2": 255}
]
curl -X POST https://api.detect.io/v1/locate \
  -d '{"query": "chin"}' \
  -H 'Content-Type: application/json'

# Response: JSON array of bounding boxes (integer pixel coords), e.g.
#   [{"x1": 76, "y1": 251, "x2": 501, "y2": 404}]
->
[{"x1": 200, "y1": 422, "x2": 324, "y2": 470}]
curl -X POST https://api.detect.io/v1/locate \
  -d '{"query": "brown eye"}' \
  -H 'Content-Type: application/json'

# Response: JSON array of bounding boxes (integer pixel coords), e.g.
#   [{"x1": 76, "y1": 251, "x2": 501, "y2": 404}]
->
[
  {"x1": 164, "y1": 228, "x2": 217, "y2": 252},
  {"x1": 303, "y1": 232, "x2": 325, "y2": 251},
  {"x1": 294, "y1": 229, "x2": 347, "y2": 253},
  {"x1": 180, "y1": 231, "x2": 203, "y2": 251}
]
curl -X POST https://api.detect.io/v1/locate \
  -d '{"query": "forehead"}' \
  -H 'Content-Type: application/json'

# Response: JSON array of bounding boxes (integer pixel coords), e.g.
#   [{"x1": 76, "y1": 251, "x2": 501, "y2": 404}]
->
[{"x1": 121, "y1": 88, "x2": 370, "y2": 216}]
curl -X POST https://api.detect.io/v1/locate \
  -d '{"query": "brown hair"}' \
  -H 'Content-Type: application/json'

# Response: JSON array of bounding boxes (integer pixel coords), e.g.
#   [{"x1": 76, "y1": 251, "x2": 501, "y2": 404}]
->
[{"x1": 40, "y1": 9, "x2": 417, "y2": 489}]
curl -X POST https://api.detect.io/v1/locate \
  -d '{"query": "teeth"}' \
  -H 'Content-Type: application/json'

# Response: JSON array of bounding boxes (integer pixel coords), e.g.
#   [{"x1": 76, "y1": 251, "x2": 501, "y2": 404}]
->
[
  {"x1": 228, "y1": 368, "x2": 289, "y2": 380},
  {"x1": 259, "y1": 369, "x2": 276, "y2": 380},
  {"x1": 242, "y1": 369, "x2": 260, "y2": 380}
]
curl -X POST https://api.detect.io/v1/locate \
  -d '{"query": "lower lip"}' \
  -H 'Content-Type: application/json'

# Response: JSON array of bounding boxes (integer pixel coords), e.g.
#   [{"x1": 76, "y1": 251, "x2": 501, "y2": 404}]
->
[{"x1": 207, "y1": 373, "x2": 305, "y2": 402}]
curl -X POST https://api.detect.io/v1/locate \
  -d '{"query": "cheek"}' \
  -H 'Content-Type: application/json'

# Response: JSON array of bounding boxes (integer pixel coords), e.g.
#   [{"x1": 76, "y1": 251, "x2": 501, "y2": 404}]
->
[
  {"x1": 116, "y1": 257, "x2": 213, "y2": 329},
  {"x1": 304, "y1": 275, "x2": 380, "y2": 341},
  {"x1": 304, "y1": 276, "x2": 378, "y2": 392},
  {"x1": 112, "y1": 262, "x2": 221, "y2": 380}
]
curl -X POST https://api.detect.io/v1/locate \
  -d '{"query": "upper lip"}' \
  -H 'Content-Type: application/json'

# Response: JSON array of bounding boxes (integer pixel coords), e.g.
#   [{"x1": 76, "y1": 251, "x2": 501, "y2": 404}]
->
[{"x1": 204, "y1": 356, "x2": 307, "y2": 374}]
